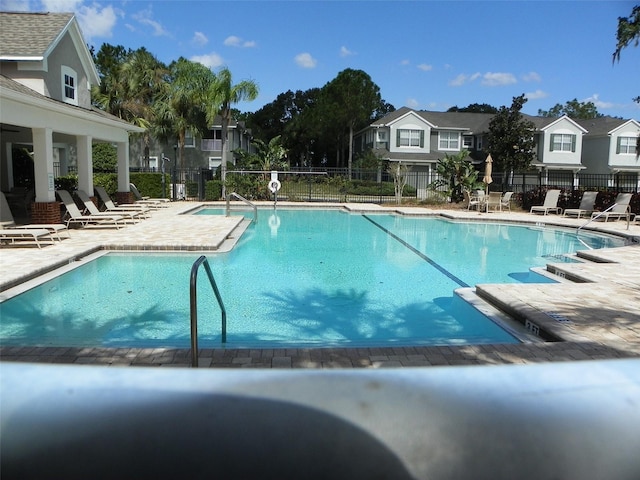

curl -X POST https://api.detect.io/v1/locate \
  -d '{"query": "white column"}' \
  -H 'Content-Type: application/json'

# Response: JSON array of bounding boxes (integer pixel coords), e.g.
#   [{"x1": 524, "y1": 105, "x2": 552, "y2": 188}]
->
[
  {"x1": 32, "y1": 128, "x2": 56, "y2": 202},
  {"x1": 117, "y1": 141, "x2": 130, "y2": 192},
  {"x1": 76, "y1": 135, "x2": 93, "y2": 195}
]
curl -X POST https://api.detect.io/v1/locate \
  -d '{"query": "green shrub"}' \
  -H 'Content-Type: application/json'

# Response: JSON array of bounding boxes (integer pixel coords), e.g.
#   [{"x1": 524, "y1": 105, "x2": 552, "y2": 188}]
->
[
  {"x1": 130, "y1": 173, "x2": 167, "y2": 198},
  {"x1": 205, "y1": 180, "x2": 223, "y2": 200},
  {"x1": 55, "y1": 174, "x2": 77, "y2": 192}
]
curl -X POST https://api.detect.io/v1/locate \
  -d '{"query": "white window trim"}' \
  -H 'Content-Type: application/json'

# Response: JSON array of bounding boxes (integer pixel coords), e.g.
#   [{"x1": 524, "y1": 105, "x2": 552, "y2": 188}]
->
[
  {"x1": 61, "y1": 66, "x2": 77, "y2": 105},
  {"x1": 617, "y1": 136, "x2": 636, "y2": 155},
  {"x1": 550, "y1": 133, "x2": 575, "y2": 153},
  {"x1": 438, "y1": 131, "x2": 460, "y2": 151}
]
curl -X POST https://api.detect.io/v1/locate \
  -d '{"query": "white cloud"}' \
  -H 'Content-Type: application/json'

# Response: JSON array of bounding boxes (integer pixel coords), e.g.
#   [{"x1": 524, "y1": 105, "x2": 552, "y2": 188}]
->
[
  {"x1": 449, "y1": 72, "x2": 481, "y2": 86},
  {"x1": 522, "y1": 71, "x2": 541, "y2": 82},
  {"x1": 481, "y1": 72, "x2": 517, "y2": 86},
  {"x1": 192, "y1": 31, "x2": 208, "y2": 47},
  {"x1": 224, "y1": 35, "x2": 256, "y2": 48},
  {"x1": 406, "y1": 98, "x2": 420, "y2": 108},
  {"x1": 400, "y1": 59, "x2": 410, "y2": 66},
  {"x1": 583, "y1": 93, "x2": 614, "y2": 110},
  {"x1": 525, "y1": 89, "x2": 548, "y2": 100},
  {"x1": 340, "y1": 46, "x2": 355, "y2": 57},
  {"x1": 132, "y1": 6, "x2": 169, "y2": 37},
  {"x1": 295, "y1": 52, "x2": 317, "y2": 68},
  {"x1": 449, "y1": 74, "x2": 469, "y2": 86},
  {"x1": 191, "y1": 52, "x2": 224, "y2": 69},
  {"x1": 76, "y1": 4, "x2": 118, "y2": 40},
  {"x1": 417, "y1": 63, "x2": 432, "y2": 71}
]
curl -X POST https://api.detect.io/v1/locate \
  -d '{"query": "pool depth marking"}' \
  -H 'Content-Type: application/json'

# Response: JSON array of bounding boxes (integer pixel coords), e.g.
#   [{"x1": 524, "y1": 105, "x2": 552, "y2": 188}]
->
[{"x1": 361, "y1": 215, "x2": 470, "y2": 288}]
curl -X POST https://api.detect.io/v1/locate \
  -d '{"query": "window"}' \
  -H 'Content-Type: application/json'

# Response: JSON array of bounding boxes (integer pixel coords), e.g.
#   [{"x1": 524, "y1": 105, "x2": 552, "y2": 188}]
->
[
  {"x1": 463, "y1": 135, "x2": 474, "y2": 149},
  {"x1": 550, "y1": 133, "x2": 576, "y2": 152},
  {"x1": 397, "y1": 129, "x2": 423, "y2": 147},
  {"x1": 184, "y1": 129, "x2": 196, "y2": 148},
  {"x1": 377, "y1": 130, "x2": 387, "y2": 142},
  {"x1": 438, "y1": 131, "x2": 460, "y2": 150},
  {"x1": 617, "y1": 136, "x2": 636, "y2": 154},
  {"x1": 61, "y1": 66, "x2": 77, "y2": 105}
]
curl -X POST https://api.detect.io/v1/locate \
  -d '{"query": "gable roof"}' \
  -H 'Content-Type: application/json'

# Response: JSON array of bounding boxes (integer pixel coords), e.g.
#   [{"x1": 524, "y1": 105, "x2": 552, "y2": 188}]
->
[
  {"x1": 0, "y1": 11, "x2": 99, "y2": 85},
  {"x1": 575, "y1": 116, "x2": 639, "y2": 136},
  {"x1": 0, "y1": 12, "x2": 73, "y2": 58}
]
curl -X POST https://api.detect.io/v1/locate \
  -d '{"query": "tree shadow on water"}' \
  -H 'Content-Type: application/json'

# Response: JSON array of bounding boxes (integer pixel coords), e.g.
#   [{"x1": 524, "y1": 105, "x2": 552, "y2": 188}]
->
[{"x1": 0, "y1": 299, "x2": 190, "y2": 348}]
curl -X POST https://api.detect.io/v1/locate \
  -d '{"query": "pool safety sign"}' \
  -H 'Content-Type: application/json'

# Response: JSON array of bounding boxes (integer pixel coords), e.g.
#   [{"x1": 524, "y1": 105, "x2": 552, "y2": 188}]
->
[{"x1": 268, "y1": 171, "x2": 281, "y2": 193}]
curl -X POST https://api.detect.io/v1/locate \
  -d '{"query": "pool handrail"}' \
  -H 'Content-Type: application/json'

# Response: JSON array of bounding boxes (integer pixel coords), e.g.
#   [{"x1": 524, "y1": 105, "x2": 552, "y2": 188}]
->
[
  {"x1": 226, "y1": 192, "x2": 257, "y2": 223},
  {"x1": 190, "y1": 255, "x2": 227, "y2": 367}
]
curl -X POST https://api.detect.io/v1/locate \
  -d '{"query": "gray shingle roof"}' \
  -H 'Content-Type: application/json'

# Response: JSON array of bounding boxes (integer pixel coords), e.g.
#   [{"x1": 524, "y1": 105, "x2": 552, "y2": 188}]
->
[
  {"x1": 0, "y1": 11, "x2": 73, "y2": 58},
  {"x1": 575, "y1": 116, "x2": 630, "y2": 136}
]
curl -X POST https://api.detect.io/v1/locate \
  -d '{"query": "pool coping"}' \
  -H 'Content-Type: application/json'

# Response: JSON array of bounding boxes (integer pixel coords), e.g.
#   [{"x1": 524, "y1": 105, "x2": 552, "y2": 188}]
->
[{"x1": 1, "y1": 201, "x2": 640, "y2": 368}]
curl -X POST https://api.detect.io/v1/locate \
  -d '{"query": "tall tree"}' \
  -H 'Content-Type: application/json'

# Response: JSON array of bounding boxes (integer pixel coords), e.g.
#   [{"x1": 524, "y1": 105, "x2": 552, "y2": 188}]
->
[
  {"x1": 153, "y1": 57, "x2": 213, "y2": 179},
  {"x1": 320, "y1": 69, "x2": 383, "y2": 178},
  {"x1": 92, "y1": 45, "x2": 168, "y2": 169},
  {"x1": 487, "y1": 94, "x2": 537, "y2": 175},
  {"x1": 538, "y1": 99, "x2": 602, "y2": 119},
  {"x1": 613, "y1": 5, "x2": 640, "y2": 103},
  {"x1": 447, "y1": 103, "x2": 498, "y2": 114},
  {"x1": 120, "y1": 48, "x2": 168, "y2": 167},
  {"x1": 207, "y1": 67, "x2": 259, "y2": 199}
]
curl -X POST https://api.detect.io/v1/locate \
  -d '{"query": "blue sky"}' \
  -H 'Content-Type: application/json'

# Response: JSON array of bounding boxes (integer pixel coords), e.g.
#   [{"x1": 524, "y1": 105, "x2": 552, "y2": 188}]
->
[{"x1": 3, "y1": 0, "x2": 639, "y2": 119}]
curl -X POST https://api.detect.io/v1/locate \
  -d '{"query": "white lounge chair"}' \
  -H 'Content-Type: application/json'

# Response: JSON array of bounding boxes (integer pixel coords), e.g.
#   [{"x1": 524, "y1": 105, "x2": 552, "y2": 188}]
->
[
  {"x1": 563, "y1": 191, "x2": 598, "y2": 219},
  {"x1": 530, "y1": 189, "x2": 562, "y2": 215},
  {"x1": 76, "y1": 190, "x2": 142, "y2": 222},
  {"x1": 56, "y1": 190, "x2": 124, "y2": 229},
  {"x1": 0, "y1": 228, "x2": 55, "y2": 248},
  {"x1": 0, "y1": 191, "x2": 69, "y2": 240},
  {"x1": 94, "y1": 186, "x2": 151, "y2": 218},
  {"x1": 130, "y1": 183, "x2": 170, "y2": 207},
  {"x1": 590, "y1": 193, "x2": 635, "y2": 222}
]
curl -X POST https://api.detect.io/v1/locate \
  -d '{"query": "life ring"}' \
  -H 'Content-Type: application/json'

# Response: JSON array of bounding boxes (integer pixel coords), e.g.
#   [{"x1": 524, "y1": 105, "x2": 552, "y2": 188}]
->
[{"x1": 268, "y1": 179, "x2": 281, "y2": 193}]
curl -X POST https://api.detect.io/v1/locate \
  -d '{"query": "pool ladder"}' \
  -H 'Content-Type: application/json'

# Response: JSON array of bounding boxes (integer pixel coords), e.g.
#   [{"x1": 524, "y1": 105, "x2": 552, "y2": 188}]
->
[
  {"x1": 226, "y1": 192, "x2": 257, "y2": 223},
  {"x1": 190, "y1": 255, "x2": 227, "y2": 367}
]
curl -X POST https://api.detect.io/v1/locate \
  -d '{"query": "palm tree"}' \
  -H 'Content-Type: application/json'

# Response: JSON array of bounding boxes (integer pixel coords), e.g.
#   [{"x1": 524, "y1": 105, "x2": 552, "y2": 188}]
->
[
  {"x1": 120, "y1": 48, "x2": 168, "y2": 168},
  {"x1": 153, "y1": 58, "x2": 214, "y2": 181},
  {"x1": 207, "y1": 67, "x2": 258, "y2": 198}
]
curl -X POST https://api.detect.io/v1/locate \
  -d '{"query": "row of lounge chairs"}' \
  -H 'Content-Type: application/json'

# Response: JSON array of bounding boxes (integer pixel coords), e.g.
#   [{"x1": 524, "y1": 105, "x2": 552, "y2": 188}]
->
[
  {"x1": 464, "y1": 188, "x2": 637, "y2": 223},
  {"x1": 531, "y1": 189, "x2": 636, "y2": 222},
  {"x1": 1, "y1": 191, "x2": 70, "y2": 248},
  {"x1": 1, "y1": 184, "x2": 169, "y2": 248}
]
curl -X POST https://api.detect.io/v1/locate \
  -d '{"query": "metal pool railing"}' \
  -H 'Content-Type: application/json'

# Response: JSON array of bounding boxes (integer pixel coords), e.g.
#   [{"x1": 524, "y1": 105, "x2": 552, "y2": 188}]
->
[{"x1": 190, "y1": 255, "x2": 227, "y2": 367}]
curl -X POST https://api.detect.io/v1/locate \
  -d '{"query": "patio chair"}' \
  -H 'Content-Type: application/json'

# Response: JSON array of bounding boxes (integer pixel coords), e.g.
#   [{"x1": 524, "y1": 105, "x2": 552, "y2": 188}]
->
[
  {"x1": 94, "y1": 186, "x2": 151, "y2": 218},
  {"x1": 500, "y1": 192, "x2": 514, "y2": 212},
  {"x1": 130, "y1": 183, "x2": 170, "y2": 207},
  {"x1": 463, "y1": 190, "x2": 483, "y2": 211},
  {"x1": 0, "y1": 191, "x2": 69, "y2": 240},
  {"x1": 530, "y1": 189, "x2": 562, "y2": 215},
  {"x1": 76, "y1": 190, "x2": 142, "y2": 222},
  {"x1": 56, "y1": 190, "x2": 124, "y2": 229},
  {"x1": 590, "y1": 193, "x2": 635, "y2": 222},
  {"x1": 563, "y1": 191, "x2": 598, "y2": 219},
  {"x1": 485, "y1": 192, "x2": 502, "y2": 212}
]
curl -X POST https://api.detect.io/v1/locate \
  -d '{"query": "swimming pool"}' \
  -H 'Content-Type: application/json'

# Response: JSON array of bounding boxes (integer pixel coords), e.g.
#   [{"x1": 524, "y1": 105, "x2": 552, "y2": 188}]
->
[{"x1": 0, "y1": 209, "x2": 626, "y2": 349}]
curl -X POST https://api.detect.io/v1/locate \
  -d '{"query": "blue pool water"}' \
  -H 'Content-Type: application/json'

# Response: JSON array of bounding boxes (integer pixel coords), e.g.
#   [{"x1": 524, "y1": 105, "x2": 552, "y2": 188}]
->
[{"x1": 0, "y1": 209, "x2": 626, "y2": 349}]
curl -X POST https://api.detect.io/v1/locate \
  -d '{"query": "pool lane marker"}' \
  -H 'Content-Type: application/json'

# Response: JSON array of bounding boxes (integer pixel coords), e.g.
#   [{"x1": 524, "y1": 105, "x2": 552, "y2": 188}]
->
[{"x1": 362, "y1": 215, "x2": 469, "y2": 288}]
